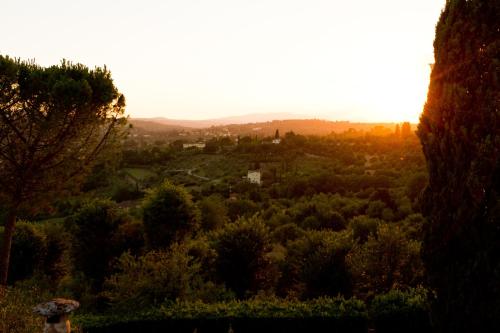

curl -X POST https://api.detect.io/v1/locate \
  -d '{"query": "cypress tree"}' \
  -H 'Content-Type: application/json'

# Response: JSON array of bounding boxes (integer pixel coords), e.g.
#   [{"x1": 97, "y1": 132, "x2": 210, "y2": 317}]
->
[{"x1": 418, "y1": 0, "x2": 499, "y2": 331}]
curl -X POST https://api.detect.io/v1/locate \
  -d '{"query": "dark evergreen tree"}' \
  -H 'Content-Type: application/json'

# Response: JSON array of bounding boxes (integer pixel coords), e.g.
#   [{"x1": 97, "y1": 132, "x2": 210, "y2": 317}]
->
[{"x1": 417, "y1": 1, "x2": 500, "y2": 331}]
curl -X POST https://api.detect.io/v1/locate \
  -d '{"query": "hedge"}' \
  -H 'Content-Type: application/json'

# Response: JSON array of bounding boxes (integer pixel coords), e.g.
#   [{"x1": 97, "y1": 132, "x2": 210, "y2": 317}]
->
[
  {"x1": 370, "y1": 288, "x2": 431, "y2": 333},
  {"x1": 74, "y1": 289, "x2": 432, "y2": 333},
  {"x1": 75, "y1": 297, "x2": 368, "y2": 333}
]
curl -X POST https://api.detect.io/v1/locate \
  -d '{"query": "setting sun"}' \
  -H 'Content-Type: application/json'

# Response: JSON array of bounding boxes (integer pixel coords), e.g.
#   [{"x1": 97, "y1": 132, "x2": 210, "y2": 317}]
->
[{"x1": 357, "y1": 63, "x2": 432, "y2": 122}]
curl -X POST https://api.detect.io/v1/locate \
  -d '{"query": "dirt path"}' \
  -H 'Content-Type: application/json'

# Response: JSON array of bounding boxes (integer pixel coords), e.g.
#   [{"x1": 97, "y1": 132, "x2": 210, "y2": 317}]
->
[{"x1": 164, "y1": 169, "x2": 210, "y2": 181}]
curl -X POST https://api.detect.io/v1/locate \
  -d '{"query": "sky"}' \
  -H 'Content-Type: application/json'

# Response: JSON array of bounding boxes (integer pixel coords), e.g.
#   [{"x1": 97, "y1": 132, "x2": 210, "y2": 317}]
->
[{"x1": 1, "y1": 0, "x2": 446, "y2": 122}]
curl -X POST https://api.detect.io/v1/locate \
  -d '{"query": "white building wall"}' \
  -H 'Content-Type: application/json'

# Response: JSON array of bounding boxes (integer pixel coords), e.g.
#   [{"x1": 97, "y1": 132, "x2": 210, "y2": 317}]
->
[{"x1": 247, "y1": 170, "x2": 261, "y2": 185}]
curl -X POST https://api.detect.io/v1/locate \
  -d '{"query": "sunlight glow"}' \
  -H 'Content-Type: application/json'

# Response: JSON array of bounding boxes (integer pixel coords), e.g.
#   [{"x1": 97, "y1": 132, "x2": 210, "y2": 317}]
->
[{"x1": 0, "y1": 0, "x2": 445, "y2": 122}]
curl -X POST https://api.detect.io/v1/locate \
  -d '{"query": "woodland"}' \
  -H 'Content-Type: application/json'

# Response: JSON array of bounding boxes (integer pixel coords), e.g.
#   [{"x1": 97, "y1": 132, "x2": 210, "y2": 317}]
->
[
  {"x1": 1, "y1": 123, "x2": 429, "y2": 332},
  {"x1": 0, "y1": 0, "x2": 499, "y2": 332}
]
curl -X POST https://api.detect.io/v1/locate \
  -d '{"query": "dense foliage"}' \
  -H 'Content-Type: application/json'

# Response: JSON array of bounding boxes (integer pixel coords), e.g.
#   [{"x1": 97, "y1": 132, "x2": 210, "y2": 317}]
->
[
  {"x1": 73, "y1": 291, "x2": 430, "y2": 333},
  {"x1": 142, "y1": 181, "x2": 200, "y2": 249},
  {"x1": 0, "y1": 56, "x2": 126, "y2": 285},
  {"x1": 417, "y1": 0, "x2": 500, "y2": 331},
  {"x1": 1, "y1": 121, "x2": 429, "y2": 331}
]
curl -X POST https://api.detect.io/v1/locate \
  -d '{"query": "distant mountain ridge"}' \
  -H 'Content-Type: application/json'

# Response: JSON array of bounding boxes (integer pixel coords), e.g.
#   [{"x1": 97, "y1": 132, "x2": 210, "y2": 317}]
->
[
  {"x1": 133, "y1": 112, "x2": 309, "y2": 128},
  {"x1": 129, "y1": 119, "x2": 192, "y2": 132},
  {"x1": 129, "y1": 115, "x2": 411, "y2": 137}
]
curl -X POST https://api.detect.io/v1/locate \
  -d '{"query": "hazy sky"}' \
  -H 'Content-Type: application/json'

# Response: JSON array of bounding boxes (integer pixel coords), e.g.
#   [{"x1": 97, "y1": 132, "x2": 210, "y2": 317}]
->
[{"x1": 1, "y1": 0, "x2": 445, "y2": 122}]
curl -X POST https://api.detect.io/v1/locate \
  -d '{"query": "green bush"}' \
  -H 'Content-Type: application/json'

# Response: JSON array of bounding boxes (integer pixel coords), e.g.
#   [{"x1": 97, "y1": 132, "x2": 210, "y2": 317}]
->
[
  {"x1": 74, "y1": 297, "x2": 368, "y2": 332},
  {"x1": 67, "y1": 199, "x2": 130, "y2": 290},
  {"x1": 214, "y1": 217, "x2": 273, "y2": 298},
  {"x1": 281, "y1": 230, "x2": 353, "y2": 299},
  {"x1": 113, "y1": 219, "x2": 145, "y2": 256},
  {"x1": 226, "y1": 199, "x2": 259, "y2": 222},
  {"x1": 8, "y1": 222, "x2": 46, "y2": 283},
  {"x1": 103, "y1": 244, "x2": 203, "y2": 310},
  {"x1": 348, "y1": 215, "x2": 380, "y2": 243},
  {"x1": 270, "y1": 223, "x2": 305, "y2": 244},
  {"x1": 198, "y1": 194, "x2": 229, "y2": 231},
  {"x1": 38, "y1": 221, "x2": 72, "y2": 287},
  {"x1": 347, "y1": 224, "x2": 424, "y2": 299},
  {"x1": 161, "y1": 297, "x2": 367, "y2": 320},
  {"x1": 142, "y1": 181, "x2": 200, "y2": 249},
  {"x1": 370, "y1": 288, "x2": 431, "y2": 333}
]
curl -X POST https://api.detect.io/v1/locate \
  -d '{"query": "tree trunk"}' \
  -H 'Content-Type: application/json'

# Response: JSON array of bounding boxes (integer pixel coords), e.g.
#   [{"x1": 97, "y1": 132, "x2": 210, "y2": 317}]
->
[{"x1": 0, "y1": 206, "x2": 18, "y2": 286}]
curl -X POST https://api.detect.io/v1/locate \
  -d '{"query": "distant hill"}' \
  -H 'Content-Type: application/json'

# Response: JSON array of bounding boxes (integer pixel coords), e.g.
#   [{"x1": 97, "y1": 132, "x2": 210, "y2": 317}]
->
[
  {"x1": 129, "y1": 119, "x2": 193, "y2": 132},
  {"x1": 134, "y1": 112, "x2": 308, "y2": 129},
  {"x1": 129, "y1": 116, "x2": 415, "y2": 137},
  {"x1": 217, "y1": 119, "x2": 400, "y2": 137}
]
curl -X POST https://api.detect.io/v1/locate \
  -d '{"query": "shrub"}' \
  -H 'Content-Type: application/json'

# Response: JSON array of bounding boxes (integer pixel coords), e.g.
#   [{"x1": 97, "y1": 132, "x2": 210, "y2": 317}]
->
[
  {"x1": 38, "y1": 221, "x2": 72, "y2": 286},
  {"x1": 280, "y1": 230, "x2": 353, "y2": 299},
  {"x1": 347, "y1": 224, "x2": 424, "y2": 299},
  {"x1": 370, "y1": 288, "x2": 431, "y2": 333},
  {"x1": 113, "y1": 219, "x2": 145, "y2": 256},
  {"x1": 348, "y1": 215, "x2": 380, "y2": 243},
  {"x1": 226, "y1": 199, "x2": 259, "y2": 222},
  {"x1": 214, "y1": 217, "x2": 272, "y2": 298},
  {"x1": 271, "y1": 223, "x2": 305, "y2": 245},
  {"x1": 103, "y1": 244, "x2": 202, "y2": 310},
  {"x1": 67, "y1": 199, "x2": 129, "y2": 290},
  {"x1": 366, "y1": 200, "x2": 387, "y2": 219},
  {"x1": 142, "y1": 181, "x2": 200, "y2": 249},
  {"x1": 198, "y1": 194, "x2": 229, "y2": 231},
  {"x1": 7, "y1": 222, "x2": 46, "y2": 283},
  {"x1": 75, "y1": 296, "x2": 368, "y2": 332},
  {"x1": 161, "y1": 297, "x2": 367, "y2": 320}
]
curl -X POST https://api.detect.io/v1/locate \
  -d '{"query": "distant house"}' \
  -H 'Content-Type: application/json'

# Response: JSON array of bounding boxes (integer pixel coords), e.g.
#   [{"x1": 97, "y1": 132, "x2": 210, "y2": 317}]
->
[
  {"x1": 272, "y1": 138, "x2": 281, "y2": 144},
  {"x1": 247, "y1": 170, "x2": 261, "y2": 185},
  {"x1": 183, "y1": 143, "x2": 206, "y2": 149}
]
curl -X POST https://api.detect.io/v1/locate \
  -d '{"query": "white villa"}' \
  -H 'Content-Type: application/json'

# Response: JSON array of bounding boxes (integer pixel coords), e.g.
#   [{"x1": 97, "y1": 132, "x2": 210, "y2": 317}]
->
[
  {"x1": 247, "y1": 170, "x2": 261, "y2": 185},
  {"x1": 183, "y1": 143, "x2": 206, "y2": 149}
]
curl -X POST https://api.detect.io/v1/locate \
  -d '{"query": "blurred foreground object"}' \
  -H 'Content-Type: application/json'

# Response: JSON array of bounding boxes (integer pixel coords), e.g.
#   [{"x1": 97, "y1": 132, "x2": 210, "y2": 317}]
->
[{"x1": 33, "y1": 298, "x2": 79, "y2": 333}]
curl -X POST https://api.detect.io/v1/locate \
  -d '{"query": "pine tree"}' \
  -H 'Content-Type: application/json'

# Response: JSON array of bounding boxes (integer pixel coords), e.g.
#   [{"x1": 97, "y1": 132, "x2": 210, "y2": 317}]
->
[
  {"x1": 0, "y1": 56, "x2": 126, "y2": 285},
  {"x1": 417, "y1": 1, "x2": 500, "y2": 331}
]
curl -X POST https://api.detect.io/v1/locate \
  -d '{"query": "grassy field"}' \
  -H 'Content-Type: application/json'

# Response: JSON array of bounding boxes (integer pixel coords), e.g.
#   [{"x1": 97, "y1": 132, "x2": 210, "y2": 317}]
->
[
  {"x1": 122, "y1": 167, "x2": 157, "y2": 181},
  {"x1": 162, "y1": 153, "x2": 248, "y2": 180}
]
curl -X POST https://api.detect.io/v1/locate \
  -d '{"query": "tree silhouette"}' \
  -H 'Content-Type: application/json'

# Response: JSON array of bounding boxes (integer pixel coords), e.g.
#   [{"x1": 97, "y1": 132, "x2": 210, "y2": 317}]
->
[
  {"x1": 215, "y1": 217, "x2": 271, "y2": 298},
  {"x1": 400, "y1": 122, "x2": 411, "y2": 139},
  {"x1": 394, "y1": 124, "x2": 401, "y2": 138},
  {"x1": 417, "y1": 1, "x2": 499, "y2": 331},
  {"x1": 0, "y1": 56, "x2": 126, "y2": 285},
  {"x1": 142, "y1": 181, "x2": 199, "y2": 249}
]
